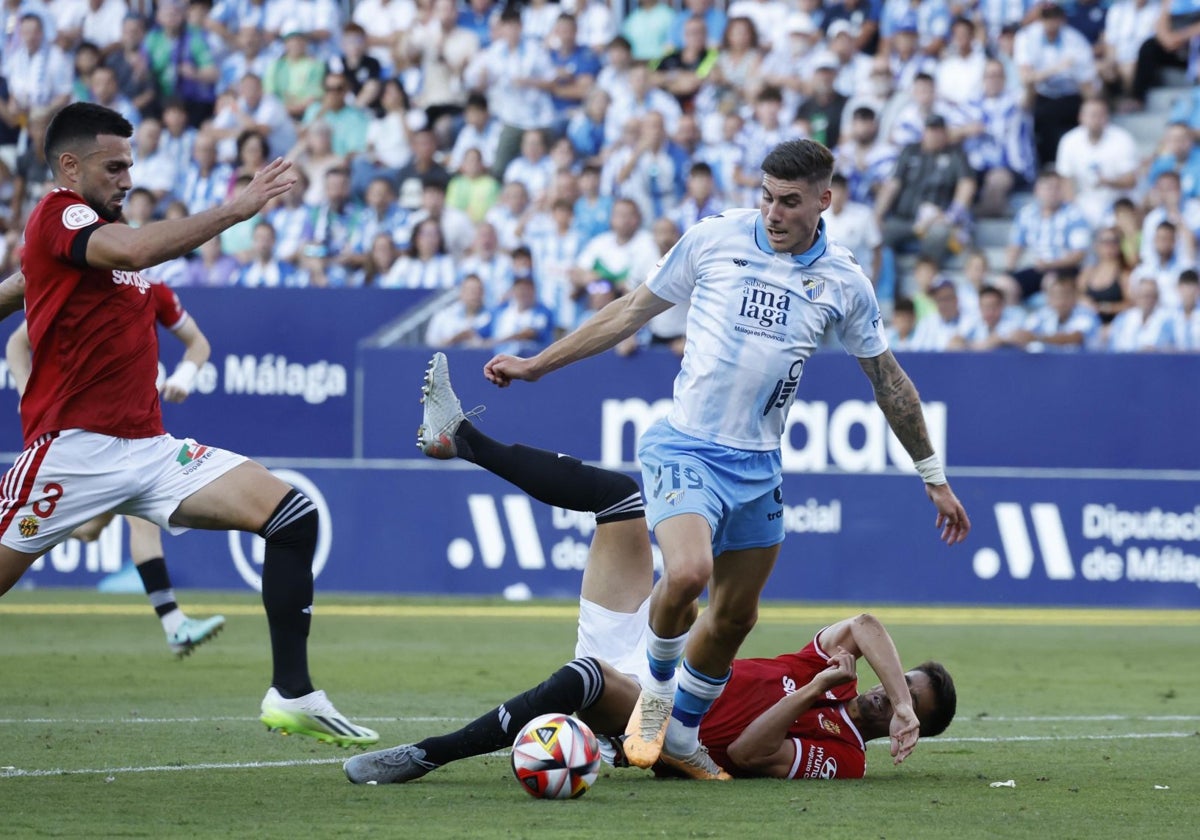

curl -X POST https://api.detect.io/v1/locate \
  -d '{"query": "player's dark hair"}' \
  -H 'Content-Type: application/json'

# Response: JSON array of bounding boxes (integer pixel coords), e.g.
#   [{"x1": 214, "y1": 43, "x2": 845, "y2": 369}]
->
[
  {"x1": 915, "y1": 661, "x2": 956, "y2": 737},
  {"x1": 44, "y1": 102, "x2": 134, "y2": 173},
  {"x1": 761, "y1": 139, "x2": 834, "y2": 186}
]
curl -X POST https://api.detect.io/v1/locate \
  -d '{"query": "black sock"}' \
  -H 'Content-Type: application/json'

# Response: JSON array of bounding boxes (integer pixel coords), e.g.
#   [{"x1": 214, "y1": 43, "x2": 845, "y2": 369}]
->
[
  {"x1": 136, "y1": 557, "x2": 178, "y2": 618},
  {"x1": 259, "y1": 490, "x2": 317, "y2": 698},
  {"x1": 416, "y1": 657, "x2": 605, "y2": 767},
  {"x1": 455, "y1": 421, "x2": 643, "y2": 522}
]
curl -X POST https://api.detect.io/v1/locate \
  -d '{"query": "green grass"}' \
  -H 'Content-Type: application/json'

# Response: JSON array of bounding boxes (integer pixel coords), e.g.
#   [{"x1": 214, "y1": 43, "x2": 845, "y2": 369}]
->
[{"x1": 1, "y1": 591, "x2": 1198, "y2": 839}]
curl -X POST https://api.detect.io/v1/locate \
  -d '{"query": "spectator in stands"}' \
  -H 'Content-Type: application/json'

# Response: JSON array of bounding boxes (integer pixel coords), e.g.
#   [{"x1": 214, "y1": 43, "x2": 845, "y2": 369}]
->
[
  {"x1": 888, "y1": 72, "x2": 952, "y2": 149},
  {"x1": 425, "y1": 273, "x2": 492, "y2": 347},
  {"x1": 707, "y1": 16, "x2": 763, "y2": 106},
  {"x1": 219, "y1": 172, "x2": 263, "y2": 261},
  {"x1": 181, "y1": 132, "x2": 233, "y2": 215},
  {"x1": 572, "y1": 163, "x2": 614, "y2": 241},
  {"x1": 447, "y1": 147, "x2": 502, "y2": 225},
  {"x1": 287, "y1": 120, "x2": 343, "y2": 205},
  {"x1": 823, "y1": 172, "x2": 882, "y2": 281},
  {"x1": 882, "y1": 20, "x2": 936, "y2": 94},
  {"x1": 622, "y1": 0, "x2": 675, "y2": 61},
  {"x1": 760, "y1": 13, "x2": 820, "y2": 120},
  {"x1": 458, "y1": 222, "x2": 514, "y2": 307},
  {"x1": 1147, "y1": 123, "x2": 1200, "y2": 200},
  {"x1": 352, "y1": 0, "x2": 416, "y2": 67},
  {"x1": 7, "y1": 108, "x2": 52, "y2": 228},
  {"x1": 347, "y1": 176, "x2": 409, "y2": 274},
  {"x1": 234, "y1": 221, "x2": 304, "y2": 287},
  {"x1": 328, "y1": 23, "x2": 384, "y2": 114},
  {"x1": 910, "y1": 276, "x2": 978, "y2": 351},
  {"x1": 1078, "y1": 226, "x2": 1133, "y2": 325},
  {"x1": 352, "y1": 78, "x2": 422, "y2": 198},
  {"x1": 1131, "y1": 220, "x2": 1193, "y2": 308},
  {"x1": 1012, "y1": 272, "x2": 1102, "y2": 351},
  {"x1": 521, "y1": 197, "x2": 584, "y2": 333},
  {"x1": 211, "y1": 75, "x2": 296, "y2": 170},
  {"x1": 565, "y1": 88, "x2": 610, "y2": 165},
  {"x1": 105, "y1": 13, "x2": 157, "y2": 115},
  {"x1": 669, "y1": 161, "x2": 723, "y2": 233},
  {"x1": 1112, "y1": 196, "x2": 1145, "y2": 266},
  {"x1": 124, "y1": 188, "x2": 156, "y2": 229},
  {"x1": 456, "y1": 0, "x2": 496, "y2": 46},
  {"x1": 185, "y1": 234, "x2": 240, "y2": 287},
  {"x1": 483, "y1": 270, "x2": 556, "y2": 356},
  {"x1": 834, "y1": 106, "x2": 897, "y2": 206},
  {"x1": 58, "y1": 0, "x2": 128, "y2": 51},
  {"x1": 3, "y1": 13, "x2": 73, "y2": 124},
  {"x1": 881, "y1": 0, "x2": 950, "y2": 56},
  {"x1": 668, "y1": 0, "x2": 726, "y2": 50},
  {"x1": 265, "y1": 172, "x2": 315, "y2": 265},
  {"x1": 70, "y1": 41, "x2": 103, "y2": 104},
  {"x1": 463, "y1": 6, "x2": 556, "y2": 180},
  {"x1": 602, "y1": 111, "x2": 680, "y2": 225},
  {"x1": 1004, "y1": 169, "x2": 1091, "y2": 300},
  {"x1": 886, "y1": 296, "x2": 917, "y2": 349},
  {"x1": 301, "y1": 71, "x2": 371, "y2": 158},
  {"x1": 301, "y1": 167, "x2": 363, "y2": 287},
  {"x1": 1015, "y1": 2, "x2": 1098, "y2": 167},
  {"x1": 1108, "y1": 276, "x2": 1174, "y2": 351},
  {"x1": 952, "y1": 284, "x2": 1024, "y2": 351},
  {"x1": 596, "y1": 35, "x2": 636, "y2": 106},
  {"x1": 504, "y1": 129, "x2": 556, "y2": 208},
  {"x1": 654, "y1": 15, "x2": 719, "y2": 113},
  {"x1": 485, "y1": 180, "x2": 533, "y2": 252},
  {"x1": 934, "y1": 16, "x2": 985, "y2": 106},
  {"x1": 265, "y1": 30, "x2": 325, "y2": 121},
  {"x1": 959, "y1": 57, "x2": 1037, "y2": 218},
  {"x1": 353, "y1": 232, "x2": 400, "y2": 287},
  {"x1": 520, "y1": 0, "x2": 560, "y2": 46},
  {"x1": 570, "y1": 197, "x2": 658, "y2": 302},
  {"x1": 409, "y1": 174, "x2": 475, "y2": 259},
  {"x1": 1140, "y1": 170, "x2": 1200, "y2": 267},
  {"x1": 842, "y1": 59, "x2": 898, "y2": 141},
  {"x1": 1132, "y1": 0, "x2": 1200, "y2": 109},
  {"x1": 449, "y1": 92, "x2": 502, "y2": 173},
  {"x1": 395, "y1": 128, "x2": 449, "y2": 210},
  {"x1": 207, "y1": 0, "x2": 273, "y2": 45},
  {"x1": 1168, "y1": 268, "x2": 1200, "y2": 350},
  {"x1": 380, "y1": 217, "x2": 458, "y2": 289},
  {"x1": 126, "y1": 117, "x2": 175, "y2": 204},
  {"x1": 145, "y1": 0, "x2": 217, "y2": 126},
  {"x1": 88, "y1": 64, "x2": 140, "y2": 129},
  {"x1": 733, "y1": 86, "x2": 788, "y2": 205},
  {"x1": 265, "y1": 0, "x2": 342, "y2": 55},
  {"x1": 408, "y1": 0, "x2": 477, "y2": 136},
  {"x1": 794, "y1": 53, "x2": 848, "y2": 149},
  {"x1": 1055, "y1": 97, "x2": 1139, "y2": 228},
  {"x1": 1099, "y1": 0, "x2": 1160, "y2": 109},
  {"x1": 547, "y1": 13, "x2": 601, "y2": 134},
  {"x1": 605, "y1": 61, "x2": 682, "y2": 145},
  {"x1": 876, "y1": 113, "x2": 976, "y2": 279},
  {"x1": 824, "y1": 19, "x2": 873, "y2": 100}
]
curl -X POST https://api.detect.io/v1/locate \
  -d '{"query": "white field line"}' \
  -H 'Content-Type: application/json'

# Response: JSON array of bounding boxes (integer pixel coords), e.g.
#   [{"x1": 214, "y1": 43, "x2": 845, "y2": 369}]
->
[
  {"x1": 2, "y1": 714, "x2": 1198, "y2": 726},
  {"x1": 2, "y1": 731, "x2": 1195, "y2": 780}
]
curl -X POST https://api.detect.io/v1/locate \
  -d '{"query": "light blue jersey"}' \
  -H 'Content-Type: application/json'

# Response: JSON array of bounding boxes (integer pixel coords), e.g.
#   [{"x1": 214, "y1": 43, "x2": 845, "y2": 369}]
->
[{"x1": 645, "y1": 209, "x2": 888, "y2": 452}]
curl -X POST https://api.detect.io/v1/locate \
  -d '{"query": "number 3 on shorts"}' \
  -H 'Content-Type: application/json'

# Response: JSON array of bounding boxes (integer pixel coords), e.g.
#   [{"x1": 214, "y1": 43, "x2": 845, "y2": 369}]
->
[{"x1": 32, "y1": 482, "x2": 64, "y2": 518}]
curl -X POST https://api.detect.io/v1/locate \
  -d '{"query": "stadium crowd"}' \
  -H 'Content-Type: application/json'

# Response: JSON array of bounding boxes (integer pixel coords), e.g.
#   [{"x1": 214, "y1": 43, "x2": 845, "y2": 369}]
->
[{"x1": 2, "y1": 0, "x2": 1200, "y2": 353}]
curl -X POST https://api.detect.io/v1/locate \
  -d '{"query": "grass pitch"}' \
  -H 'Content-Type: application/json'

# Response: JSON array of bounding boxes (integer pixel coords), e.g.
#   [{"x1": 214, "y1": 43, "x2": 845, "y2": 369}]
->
[{"x1": 1, "y1": 591, "x2": 1197, "y2": 839}]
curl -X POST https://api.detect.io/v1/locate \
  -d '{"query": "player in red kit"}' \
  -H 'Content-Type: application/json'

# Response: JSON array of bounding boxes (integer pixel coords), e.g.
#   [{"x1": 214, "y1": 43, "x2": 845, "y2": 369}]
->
[
  {"x1": 0, "y1": 102, "x2": 377, "y2": 747},
  {"x1": 344, "y1": 355, "x2": 955, "y2": 785},
  {"x1": 7, "y1": 281, "x2": 226, "y2": 658}
]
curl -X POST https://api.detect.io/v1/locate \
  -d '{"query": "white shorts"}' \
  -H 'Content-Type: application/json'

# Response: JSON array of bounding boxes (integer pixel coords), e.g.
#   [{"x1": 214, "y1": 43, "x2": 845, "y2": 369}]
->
[
  {"x1": 575, "y1": 595, "x2": 652, "y2": 688},
  {"x1": 0, "y1": 429, "x2": 246, "y2": 554}
]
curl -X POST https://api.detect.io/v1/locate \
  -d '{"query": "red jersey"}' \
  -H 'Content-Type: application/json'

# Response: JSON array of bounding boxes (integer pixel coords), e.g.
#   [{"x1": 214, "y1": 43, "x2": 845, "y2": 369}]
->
[
  {"x1": 700, "y1": 632, "x2": 867, "y2": 779},
  {"x1": 151, "y1": 280, "x2": 188, "y2": 332},
  {"x1": 20, "y1": 189, "x2": 164, "y2": 446}
]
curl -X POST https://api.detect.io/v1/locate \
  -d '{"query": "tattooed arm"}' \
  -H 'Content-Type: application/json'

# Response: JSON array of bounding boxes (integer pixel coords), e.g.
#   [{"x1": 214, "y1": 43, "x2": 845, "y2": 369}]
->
[{"x1": 858, "y1": 350, "x2": 971, "y2": 545}]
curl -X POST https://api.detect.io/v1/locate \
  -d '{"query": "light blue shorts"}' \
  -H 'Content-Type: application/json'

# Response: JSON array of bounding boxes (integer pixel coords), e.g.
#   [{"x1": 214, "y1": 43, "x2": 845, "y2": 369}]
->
[{"x1": 637, "y1": 420, "x2": 783, "y2": 557}]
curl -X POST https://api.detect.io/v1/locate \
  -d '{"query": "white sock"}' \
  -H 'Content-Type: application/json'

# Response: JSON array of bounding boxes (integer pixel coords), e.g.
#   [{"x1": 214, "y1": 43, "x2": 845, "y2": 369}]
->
[
  {"x1": 160, "y1": 608, "x2": 186, "y2": 636},
  {"x1": 645, "y1": 628, "x2": 687, "y2": 697}
]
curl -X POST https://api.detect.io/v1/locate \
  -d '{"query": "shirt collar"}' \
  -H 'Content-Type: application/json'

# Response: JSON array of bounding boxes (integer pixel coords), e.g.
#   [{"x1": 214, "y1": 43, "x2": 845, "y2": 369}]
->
[{"x1": 753, "y1": 216, "x2": 829, "y2": 266}]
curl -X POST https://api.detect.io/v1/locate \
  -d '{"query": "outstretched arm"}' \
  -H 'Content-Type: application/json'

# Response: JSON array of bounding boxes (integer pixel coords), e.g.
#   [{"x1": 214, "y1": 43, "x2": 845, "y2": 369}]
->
[
  {"x1": 161, "y1": 317, "x2": 212, "y2": 403},
  {"x1": 817, "y1": 614, "x2": 919, "y2": 764},
  {"x1": 0, "y1": 271, "x2": 25, "y2": 323},
  {"x1": 484, "y1": 283, "x2": 673, "y2": 386},
  {"x1": 857, "y1": 350, "x2": 971, "y2": 545},
  {"x1": 725, "y1": 650, "x2": 857, "y2": 777}
]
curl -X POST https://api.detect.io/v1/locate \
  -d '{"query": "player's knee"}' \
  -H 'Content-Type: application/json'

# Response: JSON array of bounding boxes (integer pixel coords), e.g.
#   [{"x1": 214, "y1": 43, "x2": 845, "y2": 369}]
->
[
  {"x1": 592, "y1": 470, "x2": 644, "y2": 524},
  {"x1": 258, "y1": 489, "x2": 318, "y2": 548},
  {"x1": 662, "y1": 560, "x2": 711, "y2": 602},
  {"x1": 709, "y1": 602, "x2": 759, "y2": 643}
]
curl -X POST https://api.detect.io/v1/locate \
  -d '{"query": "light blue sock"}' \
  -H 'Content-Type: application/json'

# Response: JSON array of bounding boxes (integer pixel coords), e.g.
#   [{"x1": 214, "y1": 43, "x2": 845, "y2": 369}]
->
[{"x1": 664, "y1": 659, "x2": 729, "y2": 757}]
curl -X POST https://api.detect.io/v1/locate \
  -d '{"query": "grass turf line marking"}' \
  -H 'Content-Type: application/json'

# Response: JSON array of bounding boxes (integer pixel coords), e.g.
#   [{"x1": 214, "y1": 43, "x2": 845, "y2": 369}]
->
[
  {"x1": 3, "y1": 602, "x2": 1199, "y2": 626},
  {"x1": 3, "y1": 732, "x2": 1195, "y2": 779}
]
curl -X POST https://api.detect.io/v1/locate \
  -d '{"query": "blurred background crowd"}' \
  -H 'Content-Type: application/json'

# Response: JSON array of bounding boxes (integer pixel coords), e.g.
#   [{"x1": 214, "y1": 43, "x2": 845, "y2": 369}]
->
[{"x1": 2, "y1": 0, "x2": 1199, "y2": 354}]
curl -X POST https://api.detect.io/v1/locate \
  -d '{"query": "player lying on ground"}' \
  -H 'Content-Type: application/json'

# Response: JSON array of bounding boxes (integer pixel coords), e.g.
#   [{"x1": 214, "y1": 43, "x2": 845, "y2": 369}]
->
[
  {"x1": 342, "y1": 354, "x2": 955, "y2": 784},
  {"x1": 0, "y1": 103, "x2": 375, "y2": 747},
  {"x1": 7, "y1": 295, "x2": 224, "y2": 658}
]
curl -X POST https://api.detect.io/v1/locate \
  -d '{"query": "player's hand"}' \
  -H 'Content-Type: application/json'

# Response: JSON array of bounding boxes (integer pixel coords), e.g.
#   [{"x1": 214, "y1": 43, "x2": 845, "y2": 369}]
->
[
  {"x1": 926, "y1": 483, "x2": 970, "y2": 545},
  {"x1": 817, "y1": 648, "x2": 857, "y2": 688},
  {"x1": 232, "y1": 157, "x2": 296, "y2": 220},
  {"x1": 483, "y1": 354, "x2": 540, "y2": 387},
  {"x1": 889, "y1": 703, "x2": 920, "y2": 765},
  {"x1": 161, "y1": 382, "x2": 189, "y2": 403}
]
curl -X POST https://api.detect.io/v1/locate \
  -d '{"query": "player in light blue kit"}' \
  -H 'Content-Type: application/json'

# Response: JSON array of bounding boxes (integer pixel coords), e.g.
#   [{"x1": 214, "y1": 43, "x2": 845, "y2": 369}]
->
[{"x1": 482, "y1": 139, "x2": 971, "y2": 780}]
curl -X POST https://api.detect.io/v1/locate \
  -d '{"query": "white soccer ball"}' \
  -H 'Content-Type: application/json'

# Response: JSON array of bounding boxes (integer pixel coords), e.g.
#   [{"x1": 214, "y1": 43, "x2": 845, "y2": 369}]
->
[{"x1": 510, "y1": 713, "x2": 602, "y2": 799}]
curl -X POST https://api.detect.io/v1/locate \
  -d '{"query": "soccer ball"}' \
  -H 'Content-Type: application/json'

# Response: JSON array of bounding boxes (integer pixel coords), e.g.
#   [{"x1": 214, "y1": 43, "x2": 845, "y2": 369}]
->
[{"x1": 510, "y1": 713, "x2": 602, "y2": 799}]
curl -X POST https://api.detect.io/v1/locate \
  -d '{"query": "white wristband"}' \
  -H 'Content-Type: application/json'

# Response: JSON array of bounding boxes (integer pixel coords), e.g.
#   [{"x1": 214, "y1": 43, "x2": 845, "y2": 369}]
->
[
  {"x1": 165, "y1": 360, "x2": 198, "y2": 394},
  {"x1": 914, "y1": 454, "x2": 947, "y2": 485}
]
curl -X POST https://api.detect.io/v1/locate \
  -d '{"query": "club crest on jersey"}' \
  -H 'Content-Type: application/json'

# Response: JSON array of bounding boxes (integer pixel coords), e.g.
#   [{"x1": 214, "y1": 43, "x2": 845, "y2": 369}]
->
[
  {"x1": 18, "y1": 515, "x2": 39, "y2": 537},
  {"x1": 801, "y1": 276, "x2": 825, "y2": 302},
  {"x1": 62, "y1": 203, "x2": 99, "y2": 230},
  {"x1": 818, "y1": 713, "x2": 841, "y2": 736}
]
